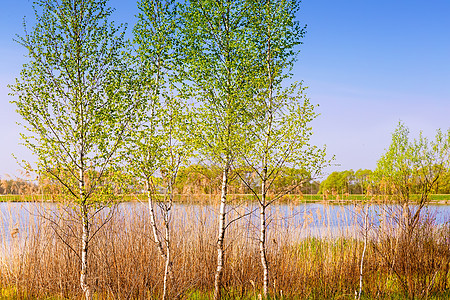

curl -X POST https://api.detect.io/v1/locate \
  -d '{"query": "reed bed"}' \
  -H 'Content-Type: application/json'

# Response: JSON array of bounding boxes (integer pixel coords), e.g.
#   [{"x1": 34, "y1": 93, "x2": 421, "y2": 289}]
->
[
  {"x1": 0, "y1": 201, "x2": 448, "y2": 299},
  {"x1": 2, "y1": 193, "x2": 450, "y2": 204}
]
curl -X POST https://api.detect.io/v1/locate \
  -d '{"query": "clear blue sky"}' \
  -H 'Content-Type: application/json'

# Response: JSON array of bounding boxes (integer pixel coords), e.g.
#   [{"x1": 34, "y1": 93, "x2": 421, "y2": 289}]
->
[{"x1": 1, "y1": 0, "x2": 449, "y2": 178}]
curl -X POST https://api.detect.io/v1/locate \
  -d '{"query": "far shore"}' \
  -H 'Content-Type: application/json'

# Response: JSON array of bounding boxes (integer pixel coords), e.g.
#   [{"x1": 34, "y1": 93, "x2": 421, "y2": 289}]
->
[{"x1": 0, "y1": 193, "x2": 449, "y2": 205}]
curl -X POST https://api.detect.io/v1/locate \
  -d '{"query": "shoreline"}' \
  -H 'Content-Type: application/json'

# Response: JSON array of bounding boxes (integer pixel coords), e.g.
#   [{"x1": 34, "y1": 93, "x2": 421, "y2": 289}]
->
[{"x1": 1, "y1": 193, "x2": 449, "y2": 205}]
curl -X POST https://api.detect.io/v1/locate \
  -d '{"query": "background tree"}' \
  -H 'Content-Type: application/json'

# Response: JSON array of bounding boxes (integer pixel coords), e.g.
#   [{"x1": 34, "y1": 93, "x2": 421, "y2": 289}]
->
[
  {"x1": 270, "y1": 167, "x2": 312, "y2": 194},
  {"x1": 174, "y1": 164, "x2": 223, "y2": 195},
  {"x1": 319, "y1": 170, "x2": 354, "y2": 196},
  {"x1": 435, "y1": 169, "x2": 450, "y2": 194},
  {"x1": 0, "y1": 176, "x2": 38, "y2": 195},
  {"x1": 354, "y1": 169, "x2": 373, "y2": 194},
  {"x1": 10, "y1": 0, "x2": 140, "y2": 298}
]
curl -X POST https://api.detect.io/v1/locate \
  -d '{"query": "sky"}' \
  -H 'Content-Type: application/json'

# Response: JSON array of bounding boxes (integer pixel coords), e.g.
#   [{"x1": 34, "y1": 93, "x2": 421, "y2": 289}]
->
[{"x1": 0, "y1": 0, "x2": 449, "y2": 179}]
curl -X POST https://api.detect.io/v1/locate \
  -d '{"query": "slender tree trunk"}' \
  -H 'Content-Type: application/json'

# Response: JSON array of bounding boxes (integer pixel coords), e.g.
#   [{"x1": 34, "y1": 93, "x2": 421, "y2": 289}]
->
[
  {"x1": 147, "y1": 179, "x2": 174, "y2": 299},
  {"x1": 162, "y1": 229, "x2": 171, "y2": 300},
  {"x1": 162, "y1": 208, "x2": 172, "y2": 300},
  {"x1": 260, "y1": 9, "x2": 272, "y2": 297},
  {"x1": 260, "y1": 182, "x2": 269, "y2": 298},
  {"x1": 79, "y1": 156, "x2": 91, "y2": 300},
  {"x1": 147, "y1": 180, "x2": 165, "y2": 257},
  {"x1": 214, "y1": 167, "x2": 229, "y2": 300},
  {"x1": 358, "y1": 206, "x2": 368, "y2": 300},
  {"x1": 80, "y1": 203, "x2": 91, "y2": 300}
]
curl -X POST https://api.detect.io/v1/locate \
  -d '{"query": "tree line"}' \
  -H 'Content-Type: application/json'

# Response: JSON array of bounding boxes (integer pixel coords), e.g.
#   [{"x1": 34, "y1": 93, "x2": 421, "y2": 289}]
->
[
  {"x1": 7, "y1": 161, "x2": 450, "y2": 197},
  {"x1": 0, "y1": 166, "x2": 321, "y2": 196},
  {"x1": 5, "y1": 162, "x2": 450, "y2": 199},
  {"x1": 0, "y1": 177, "x2": 38, "y2": 195},
  {"x1": 319, "y1": 167, "x2": 450, "y2": 196}
]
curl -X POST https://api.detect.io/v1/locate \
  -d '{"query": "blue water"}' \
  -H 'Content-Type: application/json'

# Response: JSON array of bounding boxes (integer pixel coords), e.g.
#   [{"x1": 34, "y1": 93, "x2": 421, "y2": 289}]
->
[{"x1": 1, "y1": 202, "x2": 449, "y2": 243}]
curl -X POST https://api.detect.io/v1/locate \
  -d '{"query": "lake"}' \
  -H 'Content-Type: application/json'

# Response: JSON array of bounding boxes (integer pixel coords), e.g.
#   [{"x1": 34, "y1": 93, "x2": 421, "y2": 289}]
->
[{"x1": 1, "y1": 201, "x2": 449, "y2": 245}]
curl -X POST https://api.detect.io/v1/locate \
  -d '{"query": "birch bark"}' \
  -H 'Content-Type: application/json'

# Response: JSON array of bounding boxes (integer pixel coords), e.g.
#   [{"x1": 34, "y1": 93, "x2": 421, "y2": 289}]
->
[{"x1": 214, "y1": 166, "x2": 229, "y2": 300}]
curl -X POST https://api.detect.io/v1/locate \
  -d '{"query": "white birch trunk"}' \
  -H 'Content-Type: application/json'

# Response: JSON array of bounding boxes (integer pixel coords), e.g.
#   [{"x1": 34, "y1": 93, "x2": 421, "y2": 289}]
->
[
  {"x1": 79, "y1": 153, "x2": 91, "y2": 300},
  {"x1": 162, "y1": 205, "x2": 172, "y2": 300},
  {"x1": 259, "y1": 199, "x2": 269, "y2": 298},
  {"x1": 80, "y1": 204, "x2": 91, "y2": 300},
  {"x1": 147, "y1": 180, "x2": 166, "y2": 258},
  {"x1": 147, "y1": 179, "x2": 173, "y2": 299},
  {"x1": 261, "y1": 11, "x2": 272, "y2": 297},
  {"x1": 214, "y1": 167, "x2": 229, "y2": 300},
  {"x1": 162, "y1": 225, "x2": 171, "y2": 300}
]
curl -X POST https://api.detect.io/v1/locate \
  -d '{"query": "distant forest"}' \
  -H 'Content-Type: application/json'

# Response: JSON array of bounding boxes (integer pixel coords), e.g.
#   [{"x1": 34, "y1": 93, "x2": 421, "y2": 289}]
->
[{"x1": 2, "y1": 165, "x2": 450, "y2": 196}]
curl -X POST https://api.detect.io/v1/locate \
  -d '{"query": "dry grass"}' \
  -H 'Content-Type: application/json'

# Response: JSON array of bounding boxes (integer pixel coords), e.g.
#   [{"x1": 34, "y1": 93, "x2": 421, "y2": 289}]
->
[{"x1": 0, "y1": 201, "x2": 448, "y2": 299}]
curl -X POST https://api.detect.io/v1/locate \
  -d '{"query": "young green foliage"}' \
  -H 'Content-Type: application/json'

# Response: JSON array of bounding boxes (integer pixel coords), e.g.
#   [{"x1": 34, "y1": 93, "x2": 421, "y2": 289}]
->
[
  {"x1": 177, "y1": 0, "x2": 255, "y2": 166},
  {"x1": 241, "y1": 84, "x2": 327, "y2": 199},
  {"x1": 130, "y1": 0, "x2": 186, "y2": 186},
  {"x1": 235, "y1": 1, "x2": 328, "y2": 297},
  {"x1": 177, "y1": 1, "x2": 257, "y2": 298},
  {"x1": 375, "y1": 122, "x2": 450, "y2": 230},
  {"x1": 130, "y1": 1, "x2": 191, "y2": 298},
  {"x1": 240, "y1": 0, "x2": 326, "y2": 203},
  {"x1": 244, "y1": 84, "x2": 328, "y2": 299},
  {"x1": 374, "y1": 122, "x2": 450, "y2": 297},
  {"x1": 9, "y1": 0, "x2": 141, "y2": 298},
  {"x1": 11, "y1": 0, "x2": 137, "y2": 206}
]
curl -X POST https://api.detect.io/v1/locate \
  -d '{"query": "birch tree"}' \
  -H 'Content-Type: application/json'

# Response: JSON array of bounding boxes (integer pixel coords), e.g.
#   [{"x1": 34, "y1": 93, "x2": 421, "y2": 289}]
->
[
  {"x1": 10, "y1": 0, "x2": 141, "y2": 298},
  {"x1": 237, "y1": 1, "x2": 328, "y2": 297},
  {"x1": 177, "y1": 1, "x2": 255, "y2": 298},
  {"x1": 374, "y1": 123, "x2": 450, "y2": 297},
  {"x1": 129, "y1": 1, "x2": 190, "y2": 298},
  {"x1": 241, "y1": 85, "x2": 327, "y2": 298},
  {"x1": 375, "y1": 122, "x2": 450, "y2": 233}
]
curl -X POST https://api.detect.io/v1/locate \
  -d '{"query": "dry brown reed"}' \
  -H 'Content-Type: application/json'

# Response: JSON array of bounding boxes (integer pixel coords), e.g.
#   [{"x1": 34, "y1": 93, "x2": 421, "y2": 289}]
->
[{"x1": 0, "y1": 201, "x2": 448, "y2": 299}]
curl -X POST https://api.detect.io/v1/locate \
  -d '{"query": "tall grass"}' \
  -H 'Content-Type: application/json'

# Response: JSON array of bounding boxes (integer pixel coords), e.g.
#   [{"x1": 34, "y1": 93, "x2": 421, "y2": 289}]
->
[
  {"x1": 2, "y1": 193, "x2": 450, "y2": 203},
  {"x1": 0, "y1": 202, "x2": 448, "y2": 299}
]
